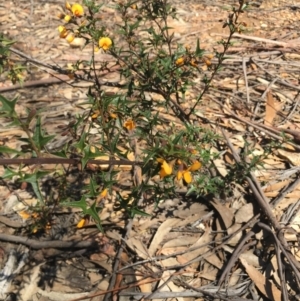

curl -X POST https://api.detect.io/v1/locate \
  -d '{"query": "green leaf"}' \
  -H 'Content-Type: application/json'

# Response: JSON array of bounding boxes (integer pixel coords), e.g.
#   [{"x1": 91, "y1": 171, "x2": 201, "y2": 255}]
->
[
  {"x1": 81, "y1": 145, "x2": 92, "y2": 168},
  {"x1": 52, "y1": 150, "x2": 68, "y2": 158},
  {"x1": 85, "y1": 176, "x2": 98, "y2": 198},
  {"x1": 0, "y1": 146, "x2": 22, "y2": 155},
  {"x1": 195, "y1": 38, "x2": 204, "y2": 57},
  {"x1": 0, "y1": 36, "x2": 16, "y2": 47},
  {"x1": 85, "y1": 201, "x2": 103, "y2": 232},
  {"x1": 75, "y1": 132, "x2": 87, "y2": 152},
  {"x1": 61, "y1": 197, "x2": 103, "y2": 232},
  {"x1": 32, "y1": 116, "x2": 55, "y2": 151},
  {"x1": 130, "y1": 207, "x2": 151, "y2": 218},
  {"x1": 61, "y1": 197, "x2": 87, "y2": 211},
  {"x1": 2, "y1": 167, "x2": 19, "y2": 179},
  {"x1": 0, "y1": 94, "x2": 18, "y2": 117},
  {"x1": 23, "y1": 171, "x2": 49, "y2": 204}
]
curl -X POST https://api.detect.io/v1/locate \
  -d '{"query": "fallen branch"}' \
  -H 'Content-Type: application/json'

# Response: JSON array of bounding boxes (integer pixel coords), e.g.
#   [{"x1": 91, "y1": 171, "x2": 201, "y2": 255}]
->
[
  {"x1": 0, "y1": 75, "x2": 70, "y2": 93},
  {"x1": 0, "y1": 233, "x2": 96, "y2": 249},
  {"x1": 0, "y1": 157, "x2": 143, "y2": 166}
]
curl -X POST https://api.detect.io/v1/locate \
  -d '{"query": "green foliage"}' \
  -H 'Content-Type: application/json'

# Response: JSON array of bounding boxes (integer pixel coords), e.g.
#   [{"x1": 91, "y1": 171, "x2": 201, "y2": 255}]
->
[{"x1": 0, "y1": 0, "x2": 257, "y2": 233}]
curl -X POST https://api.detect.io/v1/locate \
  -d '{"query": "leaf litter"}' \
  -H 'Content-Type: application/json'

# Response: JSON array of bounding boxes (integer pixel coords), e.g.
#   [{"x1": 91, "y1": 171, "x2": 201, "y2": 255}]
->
[{"x1": 1, "y1": 0, "x2": 300, "y2": 301}]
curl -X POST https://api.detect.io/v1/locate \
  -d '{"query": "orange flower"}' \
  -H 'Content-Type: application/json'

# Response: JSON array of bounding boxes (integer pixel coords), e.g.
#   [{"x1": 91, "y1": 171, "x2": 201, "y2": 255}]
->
[
  {"x1": 99, "y1": 37, "x2": 112, "y2": 51},
  {"x1": 65, "y1": 1, "x2": 72, "y2": 10},
  {"x1": 110, "y1": 112, "x2": 118, "y2": 119},
  {"x1": 57, "y1": 12, "x2": 65, "y2": 19},
  {"x1": 64, "y1": 14, "x2": 72, "y2": 22},
  {"x1": 66, "y1": 33, "x2": 75, "y2": 43},
  {"x1": 157, "y1": 158, "x2": 172, "y2": 178},
  {"x1": 91, "y1": 110, "x2": 100, "y2": 120},
  {"x1": 202, "y1": 54, "x2": 213, "y2": 66},
  {"x1": 175, "y1": 57, "x2": 185, "y2": 66},
  {"x1": 77, "y1": 218, "x2": 86, "y2": 228},
  {"x1": 100, "y1": 188, "x2": 108, "y2": 198},
  {"x1": 71, "y1": 3, "x2": 84, "y2": 17},
  {"x1": 124, "y1": 119, "x2": 135, "y2": 130},
  {"x1": 177, "y1": 169, "x2": 192, "y2": 184},
  {"x1": 58, "y1": 25, "x2": 68, "y2": 38},
  {"x1": 190, "y1": 58, "x2": 198, "y2": 67},
  {"x1": 189, "y1": 160, "x2": 202, "y2": 171},
  {"x1": 177, "y1": 160, "x2": 201, "y2": 184}
]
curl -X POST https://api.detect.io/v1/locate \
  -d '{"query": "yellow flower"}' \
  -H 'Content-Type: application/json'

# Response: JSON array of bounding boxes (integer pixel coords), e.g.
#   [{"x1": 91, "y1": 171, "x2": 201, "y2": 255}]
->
[
  {"x1": 203, "y1": 57, "x2": 211, "y2": 66},
  {"x1": 110, "y1": 112, "x2": 118, "y2": 119},
  {"x1": 100, "y1": 188, "x2": 108, "y2": 198},
  {"x1": 71, "y1": 3, "x2": 84, "y2": 17},
  {"x1": 68, "y1": 73, "x2": 75, "y2": 79},
  {"x1": 189, "y1": 160, "x2": 202, "y2": 171},
  {"x1": 190, "y1": 58, "x2": 198, "y2": 67},
  {"x1": 18, "y1": 210, "x2": 31, "y2": 220},
  {"x1": 175, "y1": 57, "x2": 185, "y2": 66},
  {"x1": 124, "y1": 119, "x2": 135, "y2": 130},
  {"x1": 65, "y1": 1, "x2": 72, "y2": 10},
  {"x1": 91, "y1": 110, "x2": 100, "y2": 120},
  {"x1": 99, "y1": 37, "x2": 112, "y2": 51},
  {"x1": 77, "y1": 218, "x2": 86, "y2": 228},
  {"x1": 202, "y1": 54, "x2": 213, "y2": 66},
  {"x1": 57, "y1": 12, "x2": 65, "y2": 19},
  {"x1": 157, "y1": 158, "x2": 172, "y2": 179},
  {"x1": 176, "y1": 160, "x2": 201, "y2": 184},
  {"x1": 58, "y1": 25, "x2": 68, "y2": 38},
  {"x1": 177, "y1": 169, "x2": 192, "y2": 183},
  {"x1": 66, "y1": 33, "x2": 75, "y2": 43},
  {"x1": 185, "y1": 45, "x2": 191, "y2": 53},
  {"x1": 64, "y1": 14, "x2": 72, "y2": 22}
]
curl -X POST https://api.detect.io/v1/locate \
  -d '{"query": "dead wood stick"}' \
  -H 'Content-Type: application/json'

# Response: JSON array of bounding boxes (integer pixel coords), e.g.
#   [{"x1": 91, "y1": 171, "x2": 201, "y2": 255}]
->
[
  {"x1": 217, "y1": 231, "x2": 256, "y2": 287},
  {"x1": 258, "y1": 222, "x2": 297, "y2": 300},
  {"x1": 119, "y1": 291, "x2": 251, "y2": 300},
  {"x1": 103, "y1": 131, "x2": 144, "y2": 301},
  {"x1": 0, "y1": 233, "x2": 96, "y2": 249},
  {"x1": 222, "y1": 129, "x2": 300, "y2": 280},
  {"x1": 214, "y1": 97, "x2": 300, "y2": 151},
  {"x1": 10, "y1": 47, "x2": 58, "y2": 71},
  {"x1": 0, "y1": 75, "x2": 71, "y2": 93},
  {"x1": 0, "y1": 157, "x2": 142, "y2": 166},
  {"x1": 0, "y1": 216, "x2": 24, "y2": 228},
  {"x1": 222, "y1": 128, "x2": 280, "y2": 231},
  {"x1": 211, "y1": 33, "x2": 294, "y2": 47}
]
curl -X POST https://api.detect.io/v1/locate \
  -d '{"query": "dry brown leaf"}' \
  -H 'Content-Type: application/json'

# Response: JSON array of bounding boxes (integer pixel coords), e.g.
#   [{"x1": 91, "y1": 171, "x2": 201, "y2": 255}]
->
[
  {"x1": 278, "y1": 149, "x2": 300, "y2": 166},
  {"x1": 264, "y1": 90, "x2": 281, "y2": 125},
  {"x1": 126, "y1": 237, "x2": 149, "y2": 259},
  {"x1": 263, "y1": 179, "x2": 290, "y2": 193},
  {"x1": 235, "y1": 203, "x2": 255, "y2": 223},
  {"x1": 213, "y1": 158, "x2": 228, "y2": 177},
  {"x1": 211, "y1": 199, "x2": 234, "y2": 230},
  {"x1": 229, "y1": 119, "x2": 246, "y2": 132},
  {"x1": 240, "y1": 257, "x2": 281, "y2": 301},
  {"x1": 162, "y1": 236, "x2": 199, "y2": 249},
  {"x1": 229, "y1": 268, "x2": 242, "y2": 286},
  {"x1": 227, "y1": 223, "x2": 243, "y2": 246},
  {"x1": 205, "y1": 253, "x2": 223, "y2": 269},
  {"x1": 177, "y1": 227, "x2": 211, "y2": 263},
  {"x1": 148, "y1": 218, "x2": 178, "y2": 256},
  {"x1": 135, "y1": 273, "x2": 152, "y2": 294}
]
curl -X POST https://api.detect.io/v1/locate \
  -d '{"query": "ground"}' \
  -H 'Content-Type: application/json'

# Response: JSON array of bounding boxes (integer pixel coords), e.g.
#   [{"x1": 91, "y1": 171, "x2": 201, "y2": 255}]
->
[{"x1": 1, "y1": 1, "x2": 300, "y2": 301}]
